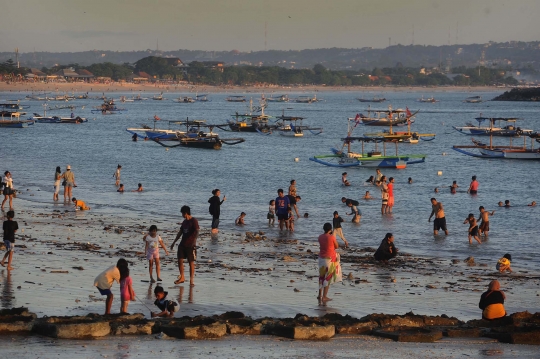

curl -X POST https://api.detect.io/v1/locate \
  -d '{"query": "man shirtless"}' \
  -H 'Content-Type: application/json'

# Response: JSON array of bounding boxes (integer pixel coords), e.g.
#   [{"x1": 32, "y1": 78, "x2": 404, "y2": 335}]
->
[
  {"x1": 428, "y1": 198, "x2": 448, "y2": 235},
  {"x1": 477, "y1": 206, "x2": 495, "y2": 237}
]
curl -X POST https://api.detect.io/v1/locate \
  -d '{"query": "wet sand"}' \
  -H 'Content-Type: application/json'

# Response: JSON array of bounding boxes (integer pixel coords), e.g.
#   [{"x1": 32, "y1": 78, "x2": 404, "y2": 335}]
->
[
  {"x1": 2, "y1": 195, "x2": 539, "y2": 322},
  {"x1": 1, "y1": 335, "x2": 539, "y2": 359}
]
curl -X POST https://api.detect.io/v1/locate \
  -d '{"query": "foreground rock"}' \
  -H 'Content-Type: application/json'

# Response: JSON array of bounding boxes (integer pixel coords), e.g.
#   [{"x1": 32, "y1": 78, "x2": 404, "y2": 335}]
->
[
  {"x1": 2, "y1": 308, "x2": 540, "y2": 344},
  {"x1": 492, "y1": 87, "x2": 540, "y2": 101}
]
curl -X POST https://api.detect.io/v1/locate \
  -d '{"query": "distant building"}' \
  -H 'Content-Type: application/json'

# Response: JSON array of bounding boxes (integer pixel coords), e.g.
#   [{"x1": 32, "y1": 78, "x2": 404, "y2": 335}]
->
[
  {"x1": 54, "y1": 68, "x2": 94, "y2": 82},
  {"x1": 164, "y1": 57, "x2": 184, "y2": 67},
  {"x1": 200, "y1": 61, "x2": 225, "y2": 72}
]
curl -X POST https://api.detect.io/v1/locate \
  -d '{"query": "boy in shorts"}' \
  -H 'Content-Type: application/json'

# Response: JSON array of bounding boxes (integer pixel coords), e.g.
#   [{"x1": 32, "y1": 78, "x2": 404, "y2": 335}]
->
[
  {"x1": 151, "y1": 286, "x2": 179, "y2": 317},
  {"x1": 463, "y1": 213, "x2": 482, "y2": 244},
  {"x1": 1, "y1": 211, "x2": 18, "y2": 270},
  {"x1": 143, "y1": 225, "x2": 169, "y2": 283},
  {"x1": 171, "y1": 205, "x2": 199, "y2": 286}
]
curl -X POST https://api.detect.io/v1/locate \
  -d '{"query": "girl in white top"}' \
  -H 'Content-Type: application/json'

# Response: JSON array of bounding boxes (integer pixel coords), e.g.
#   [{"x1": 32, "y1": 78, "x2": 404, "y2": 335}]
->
[
  {"x1": 54, "y1": 166, "x2": 62, "y2": 201},
  {"x1": 1, "y1": 171, "x2": 14, "y2": 211},
  {"x1": 143, "y1": 225, "x2": 169, "y2": 283}
]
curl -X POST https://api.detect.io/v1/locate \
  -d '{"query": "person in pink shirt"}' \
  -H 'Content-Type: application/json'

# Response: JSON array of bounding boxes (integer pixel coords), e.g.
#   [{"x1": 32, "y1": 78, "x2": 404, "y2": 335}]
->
[
  {"x1": 468, "y1": 175, "x2": 479, "y2": 195},
  {"x1": 387, "y1": 177, "x2": 395, "y2": 213},
  {"x1": 318, "y1": 223, "x2": 342, "y2": 303},
  {"x1": 119, "y1": 265, "x2": 135, "y2": 314}
]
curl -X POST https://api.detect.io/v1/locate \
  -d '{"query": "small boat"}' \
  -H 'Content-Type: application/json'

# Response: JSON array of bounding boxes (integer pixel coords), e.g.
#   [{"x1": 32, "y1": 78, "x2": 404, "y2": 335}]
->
[
  {"x1": 174, "y1": 96, "x2": 196, "y2": 103},
  {"x1": 358, "y1": 106, "x2": 416, "y2": 127},
  {"x1": 357, "y1": 96, "x2": 386, "y2": 103},
  {"x1": 226, "y1": 95, "x2": 247, "y2": 102},
  {"x1": 453, "y1": 117, "x2": 533, "y2": 137},
  {"x1": 152, "y1": 93, "x2": 166, "y2": 101},
  {"x1": 91, "y1": 100, "x2": 127, "y2": 114},
  {"x1": 453, "y1": 135, "x2": 540, "y2": 160},
  {"x1": 132, "y1": 94, "x2": 148, "y2": 101},
  {"x1": 417, "y1": 96, "x2": 439, "y2": 103},
  {"x1": 0, "y1": 112, "x2": 33, "y2": 128},
  {"x1": 126, "y1": 115, "x2": 183, "y2": 140},
  {"x1": 152, "y1": 119, "x2": 245, "y2": 150},
  {"x1": 363, "y1": 110, "x2": 435, "y2": 143},
  {"x1": 309, "y1": 117, "x2": 426, "y2": 168},
  {"x1": 463, "y1": 95, "x2": 483, "y2": 103},
  {"x1": 216, "y1": 99, "x2": 274, "y2": 133},
  {"x1": 274, "y1": 113, "x2": 322, "y2": 137},
  {"x1": 265, "y1": 94, "x2": 289, "y2": 102},
  {"x1": 195, "y1": 94, "x2": 210, "y2": 102},
  {"x1": 294, "y1": 94, "x2": 319, "y2": 103}
]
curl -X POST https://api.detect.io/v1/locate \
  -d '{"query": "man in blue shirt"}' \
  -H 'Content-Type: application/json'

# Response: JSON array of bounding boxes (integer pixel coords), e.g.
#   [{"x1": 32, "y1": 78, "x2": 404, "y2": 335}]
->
[{"x1": 275, "y1": 189, "x2": 290, "y2": 231}]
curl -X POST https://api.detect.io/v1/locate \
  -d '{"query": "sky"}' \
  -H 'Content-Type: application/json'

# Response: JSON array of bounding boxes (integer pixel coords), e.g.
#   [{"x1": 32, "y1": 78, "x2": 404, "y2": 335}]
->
[{"x1": 2, "y1": 0, "x2": 540, "y2": 53}]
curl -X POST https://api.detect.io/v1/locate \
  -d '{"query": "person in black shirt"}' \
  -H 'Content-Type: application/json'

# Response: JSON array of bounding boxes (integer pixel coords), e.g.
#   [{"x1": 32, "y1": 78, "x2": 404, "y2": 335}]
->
[
  {"x1": 479, "y1": 280, "x2": 506, "y2": 320},
  {"x1": 2, "y1": 211, "x2": 18, "y2": 270},
  {"x1": 151, "y1": 286, "x2": 179, "y2": 317},
  {"x1": 332, "y1": 211, "x2": 349, "y2": 247},
  {"x1": 208, "y1": 189, "x2": 226, "y2": 234},
  {"x1": 374, "y1": 233, "x2": 398, "y2": 263}
]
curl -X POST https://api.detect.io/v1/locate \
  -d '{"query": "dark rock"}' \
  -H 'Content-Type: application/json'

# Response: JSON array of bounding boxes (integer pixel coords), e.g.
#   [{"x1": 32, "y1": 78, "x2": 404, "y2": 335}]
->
[
  {"x1": 217, "y1": 311, "x2": 245, "y2": 320},
  {"x1": 373, "y1": 327, "x2": 443, "y2": 342},
  {"x1": 445, "y1": 327, "x2": 482, "y2": 338}
]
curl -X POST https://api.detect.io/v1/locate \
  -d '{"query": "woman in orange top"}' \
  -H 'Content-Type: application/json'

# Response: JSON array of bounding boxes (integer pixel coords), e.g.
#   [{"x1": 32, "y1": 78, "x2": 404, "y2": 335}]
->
[
  {"x1": 318, "y1": 223, "x2": 341, "y2": 302},
  {"x1": 479, "y1": 280, "x2": 506, "y2": 320}
]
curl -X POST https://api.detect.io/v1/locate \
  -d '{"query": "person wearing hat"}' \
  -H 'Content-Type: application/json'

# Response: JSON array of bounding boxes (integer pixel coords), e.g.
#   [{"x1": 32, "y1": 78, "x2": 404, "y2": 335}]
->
[{"x1": 61, "y1": 165, "x2": 76, "y2": 201}]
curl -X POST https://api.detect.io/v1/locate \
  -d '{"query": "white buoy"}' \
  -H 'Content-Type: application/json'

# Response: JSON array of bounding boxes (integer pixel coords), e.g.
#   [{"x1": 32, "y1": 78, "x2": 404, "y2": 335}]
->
[
  {"x1": 442, "y1": 152, "x2": 447, "y2": 156},
  {"x1": 294, "y1": 157, "x2": 299, "y2": 162},
  {"x1": 166, "y1": 148, "x2": 169, "y2": 151},
  {"x1": 437, "y1": 171, "x2": 443, "y2": 176}
]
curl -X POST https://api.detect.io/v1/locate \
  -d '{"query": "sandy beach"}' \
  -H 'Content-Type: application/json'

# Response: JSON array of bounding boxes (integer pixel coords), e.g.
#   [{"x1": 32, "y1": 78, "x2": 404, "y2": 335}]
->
[{"x1": 0, "y1": 81, "x2": 506, "y2": 95}]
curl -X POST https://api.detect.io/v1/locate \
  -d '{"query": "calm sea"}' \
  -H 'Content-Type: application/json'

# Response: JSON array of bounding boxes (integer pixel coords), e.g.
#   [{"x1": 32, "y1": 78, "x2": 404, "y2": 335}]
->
[{"x1": 2, "y1": 90, "x2": 539, "y2": 270}]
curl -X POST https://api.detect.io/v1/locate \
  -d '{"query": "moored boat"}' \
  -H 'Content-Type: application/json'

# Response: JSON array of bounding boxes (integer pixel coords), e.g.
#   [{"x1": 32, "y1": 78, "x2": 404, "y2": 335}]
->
[
  {"x1": 463, "y1": 95, "x2": 483, "y2": 103},
  {"x1": 226, "y1": 95, "x2": 247, "y2": 102},
  {"x1": 453, "y1": 117, "x2": 533, "y2": 137}
]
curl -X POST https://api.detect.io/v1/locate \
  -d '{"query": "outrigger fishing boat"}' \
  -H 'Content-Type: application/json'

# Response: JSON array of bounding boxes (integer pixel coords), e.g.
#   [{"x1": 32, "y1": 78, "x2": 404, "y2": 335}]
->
[
  {"x1": 294, "y1": 94, "x2": 319, "y2": 103},
  {"x1": 152, "y1": 93, "x2": 166, "y2": 101},
  {"x1": 30, "y1": 105, "x2": 87, "y2": 124},
  {"x1": 309, "y1": 117, "x2": 426, "y2": 168},
  {"x1": 226, "y1": 95, "x2": 247, "y2": 102},
  {"x1": 151, "y1": 119, "x2": 245, "y2": 150},
  {"x1": 463, "y1": 95, "x2": 483, "y2": 103},
  {"x1": 195, "y1": 94, "x2": 210, "y2": 102},
  {"x1": 417, "y1": 96, "x2": 439, "y2": 103},
  {"x1": 453, "y1": 119, "x2": 540, "y2": 160},
  {"x1": 174, "y1": 96, "x2": 195, "y2": 103},
  {"x1": 361, "y1": 108, "x2": 435, "y2": 143},
  {"x1": 452, "y1": 117, "x2": 533, "y2": 137},
  {"x1": 126, "y1": 115, "x2": 183, "y2": 140},
  {"x1": 358, "y1": 106, "x2": 416, "y2": 127},
  {"x1": 272, "y1": 112, "x2": 323, "y2": 137},
  {"x1": 91, "y1": 99, "x2": 127, "y2": 114},
  {"x1": 216, "y1": 99, "x2": 274, "y2": 133},
  {"x1": 357, "y1": 96, "x2": 386, "y2": 103},
  {"x1": 264, "y1": 94, "x2": 289, "y2": 102},
  {"x1": 0, "y1": 112, "x2": 34, "y2": 128}
]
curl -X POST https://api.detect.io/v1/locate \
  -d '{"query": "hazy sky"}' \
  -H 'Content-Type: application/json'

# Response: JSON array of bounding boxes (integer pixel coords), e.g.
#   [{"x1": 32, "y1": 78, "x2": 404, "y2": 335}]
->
[{"x1": 3, "y1": 0, "x2": 540, "y2": 53}]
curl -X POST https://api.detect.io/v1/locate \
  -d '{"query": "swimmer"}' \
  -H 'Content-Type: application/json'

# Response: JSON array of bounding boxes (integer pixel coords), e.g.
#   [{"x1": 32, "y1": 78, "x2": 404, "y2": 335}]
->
[
  {"x1": 363, "y1": 191, "x2": 373, "y2": 199},
  {"x1": 434, "y1": 187, "x2": 439, "y2": 193},
  {"x1": 498, "y1": 201, "x2": 504, "y2": 207},
  {"x1": 303, "y1": 213, "x2": 309, "y2": 218},
  {"x1": 528, "y1": 201, "x2": 536, "y2": 207},
  {"x1": 117, "y1": 184, "x2": 125, "y2": 193},
  {"x1": 450, "y1": 181, "x2": 458, "y2": 194},
  {"x1": 235, "y1": 212, "x2": 246, "y2": 226},
  {"x1": 132, "y1": 183, "x2": 143, "y2": 192},
  {"x1": 504, "y1": 200, "x2": 511, "y2": 208},
  {"x1": 365, "y1": 176, "x2": 374, "y2": 185},
  {"x1": 342, "y1": 172, "x2": 350, "y2": 186},
  {"x1": 408, "y1": 177, "x2": 413, "y2": 184}
]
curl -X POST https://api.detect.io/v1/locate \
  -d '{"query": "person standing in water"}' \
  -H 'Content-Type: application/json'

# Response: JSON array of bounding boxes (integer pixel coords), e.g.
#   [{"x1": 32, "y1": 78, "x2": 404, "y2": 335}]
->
[
  {"x1": 429, "y1": 198, "x2": 449, "y2": 235},
  {"x1": 114, "y1": 165, "x2": 122, "y2": 186},
  {"x1": 275, "y1": 189, "x2": 290, "y2": 231},
  {"x1": 288, "y1": 180, "x2": 300, "y2": 218},
  {"x1": 61, "y1": 165, "x2": 76, "y2": 201},
  {"x1": 53, "y1": 167, "x2": 62, "y2": 201},
  {"x1": 208, "y1": 189, "x2": 226, "y2": 234},
  {"x1": 387, "y1": 177, "x2": 395, "y2": 213},
  {"x1": 467, "y1": 176, "x2": 479, "y2": 195},
  {"x1": 477, "y1": 206, "x2": 495, "y2": 237}
]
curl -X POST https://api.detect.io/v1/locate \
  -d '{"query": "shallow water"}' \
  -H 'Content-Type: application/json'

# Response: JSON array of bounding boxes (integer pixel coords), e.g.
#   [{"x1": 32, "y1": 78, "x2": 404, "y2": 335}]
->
[{"x1": 2, "y1": 89, "x2": 540, "y2": 270}]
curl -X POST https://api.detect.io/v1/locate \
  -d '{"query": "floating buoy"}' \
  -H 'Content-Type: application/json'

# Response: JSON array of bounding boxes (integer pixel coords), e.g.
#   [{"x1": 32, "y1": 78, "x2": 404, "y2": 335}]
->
[
  {"x1": 294, "y1": 157, "x2": 300, "y2": 162},
  {"x1": 442, "y1": 152, "x2": 447, "y2": 156},
  {"x1": 437, "y1": 171, "x2": 443, "y2": 176}
]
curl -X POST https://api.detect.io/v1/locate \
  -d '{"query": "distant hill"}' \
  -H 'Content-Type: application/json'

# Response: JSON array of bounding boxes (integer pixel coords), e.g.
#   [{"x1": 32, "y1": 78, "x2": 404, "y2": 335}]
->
[{"x1": 2, "y1": 41, "x2": 539, "y2": 71}]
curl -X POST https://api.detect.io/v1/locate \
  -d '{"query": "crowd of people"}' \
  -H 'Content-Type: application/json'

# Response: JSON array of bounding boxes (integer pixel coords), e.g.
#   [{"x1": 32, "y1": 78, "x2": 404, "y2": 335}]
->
[{"x1": 0, "y1": 163, "x2": 532, "y2": 321}]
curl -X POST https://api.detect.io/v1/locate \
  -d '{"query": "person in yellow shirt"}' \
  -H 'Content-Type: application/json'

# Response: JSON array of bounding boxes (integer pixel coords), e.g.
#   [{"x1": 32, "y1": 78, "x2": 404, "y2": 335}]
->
[
  {"x1": 72, "y1": 197, "x2": 90, "y2": 211},
  {"x1": 496, "y1": 253, "x2": 512, "y2": 273}
]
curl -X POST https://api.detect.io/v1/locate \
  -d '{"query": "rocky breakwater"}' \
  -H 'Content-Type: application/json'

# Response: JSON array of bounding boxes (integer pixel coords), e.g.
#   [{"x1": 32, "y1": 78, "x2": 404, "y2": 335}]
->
[
  {"x1": 1, "y1": 307, "x2": 540, "y2": 344},
  {"x1": 492, "y1": 87, "x2": 540, "y2": 101}
]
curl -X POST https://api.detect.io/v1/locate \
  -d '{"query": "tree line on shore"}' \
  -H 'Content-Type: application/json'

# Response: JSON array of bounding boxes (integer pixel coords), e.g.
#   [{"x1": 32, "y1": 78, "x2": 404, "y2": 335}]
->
[{"x1": 1, "y1": 56, "x2": 519, "y2": 87}]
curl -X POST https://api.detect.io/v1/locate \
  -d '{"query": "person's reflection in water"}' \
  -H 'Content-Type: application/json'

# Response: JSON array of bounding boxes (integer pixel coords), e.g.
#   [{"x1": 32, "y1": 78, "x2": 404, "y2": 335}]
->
[
  {"x1": 1, "y1": 270, "x2": 13, "y2": 309},
  {"x1": 115, "y1": 342, "x2": 130, "y2": 359},
  {"x1": 177, "y1": 285, "x2": 194, "y2": 304},
  {"x1": 146, "y1": 283, "x2": 154, "y2": 300}
]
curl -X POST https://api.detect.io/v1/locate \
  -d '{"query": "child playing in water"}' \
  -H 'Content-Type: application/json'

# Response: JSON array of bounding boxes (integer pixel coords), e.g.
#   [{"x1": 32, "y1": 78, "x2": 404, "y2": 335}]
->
[
  {"x1": 94, "y1": 258, "x2": 128, "y2": 315},
  {"x1": 119, "y1": 264, "x2": 135, "y2": 314},
  {"x1": 132, "y1": 183, "x2": 143, "y2": 192},
  {"x1": 117, "y1": 184, "x2": 125, "y2": 193},
  {"x1": 528, "y1": 201, "x2": 536, "y2": 207},
  {"x1": 450, "y1": 181, "x2": 458, "y2": 194},
  {"x1": 463, "y1": 213, "x2": 482, "y2": 244},
  {"x1": 496, "y1": 253, "x2": 512, "y2": 273},
  {"x1": 143, "y1": 225, "x2": 169, "y2": 283},
  {"x1": 151, "y1": 286, "x2": 179, "y2": 317},
  {"x1": 235, "y1": 212, "x2": 246, "y2": 226},
  {"x1": 267, "y1": 200, "x2": 275, "y2": 225},
  {"x1": 342, "y1": 172, "x2": 350, "y2": 186},
  {"x1": 287, "y1": 207, "x2": 294, "y2": 231},
  {"x1": 72, "y1": 197, "x2": 90, "y2": 210},
  {"x1": 1, "y1": 210, "x2": 18, "y2": 270},
  {"x1": 363, "y1": 191, "x2": 373, "y2": 199}
]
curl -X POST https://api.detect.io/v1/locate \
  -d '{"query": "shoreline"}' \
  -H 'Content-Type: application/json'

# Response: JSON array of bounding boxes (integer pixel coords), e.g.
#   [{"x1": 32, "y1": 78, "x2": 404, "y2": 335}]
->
[{"x1": 0, "y1": 82, "x2": 506, "y2": 94}]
